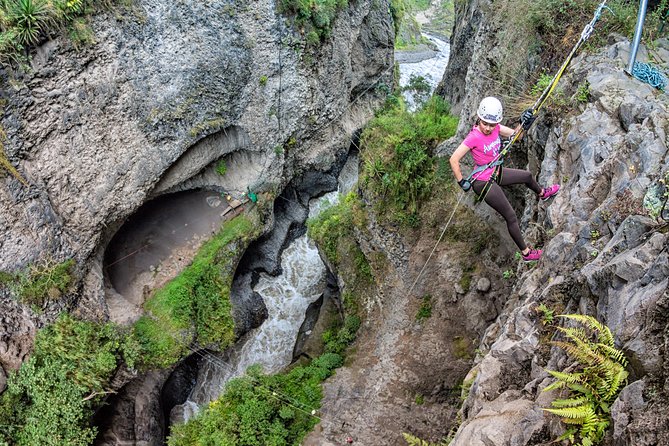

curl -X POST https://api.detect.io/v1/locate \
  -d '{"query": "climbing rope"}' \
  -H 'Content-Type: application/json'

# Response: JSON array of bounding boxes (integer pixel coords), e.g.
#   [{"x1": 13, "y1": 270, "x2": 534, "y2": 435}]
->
[
  {"x1": 631, "y1": 61, "x2": 668, "y2": 91},
  {"x1": 466, "y1": 0, "x2": 610, "y2": 203},
  {"x1": 408, "y1": 1, "x2": 611, "y2": 295},
  {"x1": 406, "y1": 191, "x2": 466, "y2": 297}
]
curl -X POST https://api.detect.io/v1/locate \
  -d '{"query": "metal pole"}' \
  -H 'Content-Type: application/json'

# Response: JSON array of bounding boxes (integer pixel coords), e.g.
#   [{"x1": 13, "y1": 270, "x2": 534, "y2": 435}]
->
[{"x1": 626, "y1": 0, "x2": 649, "y2": 75}]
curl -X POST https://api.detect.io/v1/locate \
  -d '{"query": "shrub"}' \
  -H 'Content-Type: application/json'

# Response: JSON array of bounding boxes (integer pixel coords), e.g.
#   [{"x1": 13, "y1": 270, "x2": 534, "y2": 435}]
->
[
  {"x1": 360, "y1": 95, "x2": 458, "y2": 226},
  {"x1": 403, "y1": 74, "x2": 432, "y2": 106},
  {"x1": 543, "y1": 314, "x2": 628, "y2": 446},
  {"x1": 12, "y1": 258, "x2": 75, "y2": 306},
  {"x1": 278, "y1": 0, "x2": 349, "y2": 46},
  {"x1": 307, "y1": 193, "x2": 355, "y2": 264},
  {"x1": 4, "y1": 0, "x2": 52, "y2": 47},
  {"x1": 216, "y1": 159, "x2": 227, "y2": 176},
  {"x1": 0, "y1": 314, "x2": 139, "y2": 446},
  {"x1": 415, "y1": 294, "x2": 432, "y2": 322},
  {"x1": 402, "y1": 433, "x2": 451, "y2": 446},
  {"x1": 167, "y1": 353, "x2": 344, "y2": 446},
  {"x1": 322, "y1": 315, "x2": 360, "y2": 355},
  {"x1": 0, "y1": 0, "x2": 119, "y2": 62}
]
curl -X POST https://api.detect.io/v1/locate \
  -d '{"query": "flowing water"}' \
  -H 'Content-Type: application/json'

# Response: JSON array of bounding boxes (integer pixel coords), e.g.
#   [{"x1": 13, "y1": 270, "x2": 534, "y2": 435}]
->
[
  {"x1": 398, "y1": 34, "x2": 451, "y2": 111},
  {"x1": 174, "y1": 154, "x2": 360, "y2": 421}
]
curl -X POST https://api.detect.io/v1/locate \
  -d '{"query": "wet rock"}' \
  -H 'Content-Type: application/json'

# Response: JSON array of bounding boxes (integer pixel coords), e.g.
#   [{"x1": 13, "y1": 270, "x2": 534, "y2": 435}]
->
[
  {"x1": 161, "y1": 354, "x2": 203, "y2": 424},
  {"x1": 293, "y1": 292, "x2": 337, "y2": 360},
  {"x1": 229, "y1": 272, "x2": 268, "y2": 338},
  {"x1": 95, "y1": 370, "x2": 170, "y2": 446},
  {"x1": 239, "y1": 187, "x2": 309, "y2": 275}
]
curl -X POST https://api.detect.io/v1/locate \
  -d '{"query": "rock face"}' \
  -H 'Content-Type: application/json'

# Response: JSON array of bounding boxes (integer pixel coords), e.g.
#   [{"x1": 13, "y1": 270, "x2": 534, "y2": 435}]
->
[
  {"x1": 0, "y1": 0, "x2": 394, "y2": 442},
  {"x1": 0, "y1": 0, "x2": 393, "y2": 281},
  {"x1": 309, "y1": 8, "x2": 669, "y2": 446},
  {"x1": 442, "y1": 28, "x2": 669, "y2": 446}
]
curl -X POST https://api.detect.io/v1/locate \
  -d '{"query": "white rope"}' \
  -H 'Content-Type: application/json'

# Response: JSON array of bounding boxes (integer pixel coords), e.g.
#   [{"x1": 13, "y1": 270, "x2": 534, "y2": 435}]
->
[{"x1": 406, "y1": 190, "x2": 466, "y2": 297}]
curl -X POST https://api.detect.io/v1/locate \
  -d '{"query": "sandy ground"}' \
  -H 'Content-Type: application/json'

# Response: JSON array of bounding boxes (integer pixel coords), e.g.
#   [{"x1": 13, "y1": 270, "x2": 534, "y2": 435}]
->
[{"x1": 104, "y1": 190, "x2": 244, "y2": 325}]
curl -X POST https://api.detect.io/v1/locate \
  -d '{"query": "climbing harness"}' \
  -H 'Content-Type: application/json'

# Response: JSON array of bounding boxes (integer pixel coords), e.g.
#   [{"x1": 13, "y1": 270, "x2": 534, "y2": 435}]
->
[
  {"x1": 408, "y1": 1, "x2": 611, "y2": 295},
  {"x1": 465, "y1": 0, "x2": 610, "y2": 204}
]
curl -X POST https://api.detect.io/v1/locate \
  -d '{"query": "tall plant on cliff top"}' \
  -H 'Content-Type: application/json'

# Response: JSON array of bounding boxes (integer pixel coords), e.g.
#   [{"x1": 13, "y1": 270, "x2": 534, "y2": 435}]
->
[
  {"x1": 3, "y1": 0, "x2": 52, "y2": 47},
  {"x1": 543, "y1": 314, "x2": 628, "y2": 446},
  {"x1": 360, "y1": 95, "x2": 457, "y2": 226}
]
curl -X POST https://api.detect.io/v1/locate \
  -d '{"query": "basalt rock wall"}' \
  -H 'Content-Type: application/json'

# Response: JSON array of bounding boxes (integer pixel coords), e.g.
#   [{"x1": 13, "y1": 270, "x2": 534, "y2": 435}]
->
[{"x1": 0, "y1": 0, "x2": 394, "y2": 374}]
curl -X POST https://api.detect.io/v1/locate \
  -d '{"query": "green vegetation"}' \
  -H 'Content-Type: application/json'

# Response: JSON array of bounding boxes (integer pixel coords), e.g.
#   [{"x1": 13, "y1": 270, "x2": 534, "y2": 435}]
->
[
  {"x1": 168, "y1": 296, "x2": 362, "y2": 445},
  {"x1": 527, "y1": 0, "x2": 642, "y2": 45},
  {"x1": 543, "y1": 314, "x2": 628, "y2": 446},
  {"x1": 322, "y1": 314, "x2": 360, "y2": 355},
  {"x1": 134, "y1": 215, "x2": 257, "y2": 369},
  {"x1": 0, "y1": 314, "x2": 140, "y2": 446},
  {"x1": 307, "y1": 192, "x2": 358, "y2": 265},
  {"x1": 492, "y1": 0, "x2": 666, "y2": 112},
  {"x1": 423, "y1": 0, "x2": 454, "y2": 38},
  {"x1": 459, "y1": 369, "x2": 477, "y2": 402},
  {"x1": 415, "y1": 294, "x2": 432, "y2": 322},
  {"x1": 1, "y1": 258, "x2": 75, "y2": 306},
  {"x1": 402, "y1": 432, "x2": 451, "y2": 446},
  {"x1": 451, "y1": 336, "x2": 472, "y2": 360},
  {"x1": 216, "y1": 159, "x2": 227, "y2": 176},
  {"x1": 0, "y1": 0, "x2": 116, "y2": 62},
  {"x1": 389, "y1": 0, "x2": 407, "y2": 36},
  {"x1": 189, "y1": 117, "x2": 226, "y2": 138},
  {"x1": 393, "y1": 0, "x2": 455, "y2": 48},
  {"x1": 574, "y1": 81, "x2": 590, "y2": 103},
  {"x1": 168, "y1": 353, "x2": 343, "y2": 446},
  {"x1": 277, "y1": 0, "x2": 349, "y2": 46},
  {"x1": 402, "y1": 74, "x2": 432, "y2": 107},
  {"x1": 259, "y1": 75, "x2": 268, "y2": 86},
  {"x1": 644, "y1": 170, "x2": 669, "y2": 220},
  {"x1": 536, "y1": 303, "x2": 554, "y2": 326},
  {"x1": 360, "y1": 95, "x2": 458, "y2": 227}
]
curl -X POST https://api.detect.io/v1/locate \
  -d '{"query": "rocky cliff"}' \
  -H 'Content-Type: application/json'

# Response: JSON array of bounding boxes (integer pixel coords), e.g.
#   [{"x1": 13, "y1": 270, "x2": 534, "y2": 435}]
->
[
  {"x1": 306, "y1": 4, "x2": 669, "y2": 446},
  {"x1": 446, "y1": 38, "x2": 669, "y2": 446},
  {"x1": 0, "y1": 0, "x2": 393, "y2": 377}
]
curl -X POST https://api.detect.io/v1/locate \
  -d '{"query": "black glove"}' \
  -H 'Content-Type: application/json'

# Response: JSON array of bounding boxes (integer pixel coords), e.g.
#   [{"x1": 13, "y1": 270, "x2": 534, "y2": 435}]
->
[
  {"x1": 521, "y1": 108, "x2": 536, "y2": 130},
  {"x1": 458, "y1": 179, "x2": 472, "y2": 192}
]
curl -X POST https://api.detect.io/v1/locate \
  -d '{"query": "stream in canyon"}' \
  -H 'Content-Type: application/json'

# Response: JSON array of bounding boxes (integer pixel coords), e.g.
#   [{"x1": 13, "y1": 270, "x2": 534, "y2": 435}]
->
[
  {"x1": 397, "y1": 34, "x2": 451, "y2": 110},
  {"x1": 100, "y1": 32, "x2": 449, "y2": 439}
]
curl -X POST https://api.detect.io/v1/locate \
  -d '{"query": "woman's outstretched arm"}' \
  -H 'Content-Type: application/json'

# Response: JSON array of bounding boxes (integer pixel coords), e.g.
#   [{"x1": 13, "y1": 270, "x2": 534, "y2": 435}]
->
[{"x1": 449, "y1": 143, "x2": 471, "y2": 182}]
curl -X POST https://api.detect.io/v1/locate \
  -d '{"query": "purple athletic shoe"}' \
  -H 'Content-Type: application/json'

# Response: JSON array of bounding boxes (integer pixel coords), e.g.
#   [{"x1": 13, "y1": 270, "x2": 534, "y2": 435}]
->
[
  {"x1": 540, "y1": 184, "x2": 560, "y2": 201},
  {"x1": 522, "y1": 248, "x2": 542, "y2": 262}
]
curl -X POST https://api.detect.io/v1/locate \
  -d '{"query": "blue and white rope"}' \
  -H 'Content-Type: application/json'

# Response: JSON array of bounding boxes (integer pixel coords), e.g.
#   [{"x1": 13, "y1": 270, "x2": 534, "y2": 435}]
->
[{"x1": 632, "y1": 61, "x2": 668, "y2": 91}]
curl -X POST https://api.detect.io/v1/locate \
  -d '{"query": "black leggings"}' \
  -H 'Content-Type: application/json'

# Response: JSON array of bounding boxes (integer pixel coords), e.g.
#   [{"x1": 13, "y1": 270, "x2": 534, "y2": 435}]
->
[{"x1": 472, "y1": 168, "x2": 542, "y2": 251}]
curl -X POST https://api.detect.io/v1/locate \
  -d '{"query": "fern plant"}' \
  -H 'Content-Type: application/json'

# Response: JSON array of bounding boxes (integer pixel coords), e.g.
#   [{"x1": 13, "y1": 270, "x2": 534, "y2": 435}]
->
[
  {"x1": 543, "y1": 314, "x2": 628, "y2": 446},
  {"x1": 402, "y1": 433, "x2": 451, "y2": 446}
]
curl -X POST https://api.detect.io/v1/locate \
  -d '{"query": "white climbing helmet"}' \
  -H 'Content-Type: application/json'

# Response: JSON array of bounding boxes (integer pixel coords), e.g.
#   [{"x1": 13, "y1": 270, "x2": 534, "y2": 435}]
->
[{"x1": 477, "y1": 96, "x2": 503, "y2": 124}]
